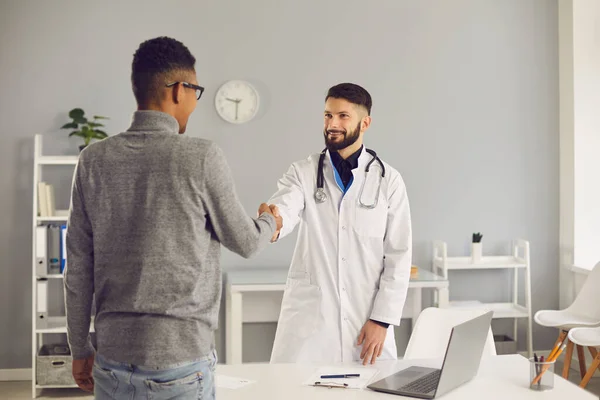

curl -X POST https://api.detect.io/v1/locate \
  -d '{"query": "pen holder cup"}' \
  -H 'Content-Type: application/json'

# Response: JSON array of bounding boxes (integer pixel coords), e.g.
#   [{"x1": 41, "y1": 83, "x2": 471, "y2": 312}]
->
[{"x1": 529, "y1": 358, "x2": 555, "y2": 391}]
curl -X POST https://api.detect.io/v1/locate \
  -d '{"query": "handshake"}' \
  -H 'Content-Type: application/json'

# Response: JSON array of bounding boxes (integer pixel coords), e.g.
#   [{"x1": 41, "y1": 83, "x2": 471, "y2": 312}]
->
[{"x1": 258, "y1": 203, "x2": 283, "y2": 242}]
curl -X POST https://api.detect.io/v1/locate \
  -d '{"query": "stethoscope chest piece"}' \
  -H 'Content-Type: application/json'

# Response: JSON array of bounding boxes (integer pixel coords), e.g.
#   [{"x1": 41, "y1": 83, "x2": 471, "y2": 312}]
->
[{"x1": 315, "y1": 188, "x2": 327, "y2": 203}]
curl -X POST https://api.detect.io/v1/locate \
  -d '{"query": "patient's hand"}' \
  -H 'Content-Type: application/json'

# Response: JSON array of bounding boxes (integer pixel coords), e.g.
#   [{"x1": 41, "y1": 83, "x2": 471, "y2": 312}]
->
[{"x1": 358, "y1": 320, "x2": 387, "y2": 365}]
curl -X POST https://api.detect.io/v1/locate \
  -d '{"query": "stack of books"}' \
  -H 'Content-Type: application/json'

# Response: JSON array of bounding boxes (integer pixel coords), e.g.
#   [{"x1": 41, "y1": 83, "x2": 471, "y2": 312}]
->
[{"x1": 38, "y1": 182, "x2": 56, "y2": 217}]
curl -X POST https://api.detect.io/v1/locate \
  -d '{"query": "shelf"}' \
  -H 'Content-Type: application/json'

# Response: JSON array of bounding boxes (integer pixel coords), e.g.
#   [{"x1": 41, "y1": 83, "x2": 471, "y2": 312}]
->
[
  {"x1": 434, "y1": 256, "x2": 526, "y2": 270},
  {"x1": 446, "y1": 301, "x2": 529, "y2": 318},
  {"x1": 36, "y1": 384, "x2": 78, "y2": 389},
  {"x1": 37, "y1": 156, "x2": 78, "y2": 165},
  {"x1": 37, "y1": 210, "x2": 69, "y2": 222},
  {"x1": 37, "y1": 274, "x2": 64, "y2": 279},
  {"x1": 36, "y1": 316, "x2": 94, "y2": 334}
]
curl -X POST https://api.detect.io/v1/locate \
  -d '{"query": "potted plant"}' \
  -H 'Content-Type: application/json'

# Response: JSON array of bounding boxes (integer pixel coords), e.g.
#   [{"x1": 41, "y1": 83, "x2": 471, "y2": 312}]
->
[
  {"x1": 61, "y1": 108, "x2": 109, "y2": 151},
  {"x1": 471, "y1": 232, "x2": 483, "y2": 263}
]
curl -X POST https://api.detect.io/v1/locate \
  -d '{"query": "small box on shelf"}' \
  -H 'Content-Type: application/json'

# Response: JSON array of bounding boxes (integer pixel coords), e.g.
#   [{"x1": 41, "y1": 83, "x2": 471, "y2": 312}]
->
[
  {"x1": 494, "y1": 334, "x2": 517, "y2": 355},
  {"x1": 36, "y1": 344, "x2": 74, "y2": 387},
  {"x1": 410, "y1": 265, "x2": 418, "y2": 279}
]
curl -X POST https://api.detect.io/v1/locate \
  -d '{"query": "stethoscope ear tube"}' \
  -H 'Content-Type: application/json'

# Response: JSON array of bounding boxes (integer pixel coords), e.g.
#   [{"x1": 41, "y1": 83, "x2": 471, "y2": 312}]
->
[{"x1": 315, "y1": 148, "x2": 385, "y2": 206}]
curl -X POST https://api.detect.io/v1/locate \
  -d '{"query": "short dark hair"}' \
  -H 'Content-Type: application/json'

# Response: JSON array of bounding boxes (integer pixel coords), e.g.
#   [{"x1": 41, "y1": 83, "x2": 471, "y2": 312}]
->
[
  {"x1": 325, "y1": 83, "x2": 372, "y2": 115},
  {"x1": 131, "y1": 37, "x2": 196, "y2": 107}
]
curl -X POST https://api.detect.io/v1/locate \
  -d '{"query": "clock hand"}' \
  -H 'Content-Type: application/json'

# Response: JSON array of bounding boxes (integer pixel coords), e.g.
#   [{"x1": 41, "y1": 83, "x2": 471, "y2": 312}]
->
[{"x1": 235, "y1": 101, "x2": 239, "y2": 120}]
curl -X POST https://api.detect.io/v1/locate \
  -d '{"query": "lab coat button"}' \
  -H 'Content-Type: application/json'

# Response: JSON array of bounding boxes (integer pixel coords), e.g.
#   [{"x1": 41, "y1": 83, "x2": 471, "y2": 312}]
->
[{"x1": 342, "y1": 257, "x2": 346, "y2": 261}]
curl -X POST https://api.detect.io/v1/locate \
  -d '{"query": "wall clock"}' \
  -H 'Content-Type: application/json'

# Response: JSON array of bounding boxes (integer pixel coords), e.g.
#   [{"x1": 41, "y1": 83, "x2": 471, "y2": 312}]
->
[{"x1": 215, "y1": 80, "x2": 260, "y2": 124}]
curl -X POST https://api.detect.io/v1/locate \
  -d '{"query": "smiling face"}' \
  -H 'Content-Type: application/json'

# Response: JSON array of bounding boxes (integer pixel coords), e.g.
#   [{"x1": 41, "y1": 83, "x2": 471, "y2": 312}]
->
[{"x1": 323, "y1": 97, "x2": 370, "y2": 154}]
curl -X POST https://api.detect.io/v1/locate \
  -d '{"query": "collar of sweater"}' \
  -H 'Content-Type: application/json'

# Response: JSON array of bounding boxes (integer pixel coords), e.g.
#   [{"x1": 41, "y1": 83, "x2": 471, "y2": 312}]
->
[{"x1": 127, "y1": 110, "x2": 180, "y2": 133}]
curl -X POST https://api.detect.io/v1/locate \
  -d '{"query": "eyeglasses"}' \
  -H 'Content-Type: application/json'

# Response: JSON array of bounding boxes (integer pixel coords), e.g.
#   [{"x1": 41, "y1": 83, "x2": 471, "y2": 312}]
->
[{"x1": 165, "y1": 82, "x2": 205, "y2": 100}]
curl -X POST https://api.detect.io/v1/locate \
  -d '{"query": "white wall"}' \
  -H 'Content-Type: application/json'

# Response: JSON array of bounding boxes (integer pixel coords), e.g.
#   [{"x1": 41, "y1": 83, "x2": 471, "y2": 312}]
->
[
  {"x1": 558, "y1": 0, "x2": 600, "y2": 311},
  {"x1": 0, "y1": 0, "x2": 560, "y2": 369},
  {"x1": 573, "y1": 0, "x2": 600, "y2": 269}
]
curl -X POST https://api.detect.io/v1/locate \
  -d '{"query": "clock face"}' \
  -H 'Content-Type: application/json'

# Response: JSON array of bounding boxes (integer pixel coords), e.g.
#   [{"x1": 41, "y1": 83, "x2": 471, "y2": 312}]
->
[{"x1": 214, "y1": 80, "x2": 260, "y2": 124}]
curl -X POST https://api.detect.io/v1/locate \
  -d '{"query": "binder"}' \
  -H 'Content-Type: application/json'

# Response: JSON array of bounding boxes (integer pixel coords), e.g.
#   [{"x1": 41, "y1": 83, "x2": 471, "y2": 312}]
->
[
  {"x1": 35, "y1": 226, "x2": 47, "y2": 276},
  {"x1": 60, "y1": 225, "x2": 67, "y2": 273},
  {"x1": 38, "y1": 182, "x2": 49, "y2": 217},
  {"x1": 37, "y1": 279, "x2": 48, "y2": 325},
  {"x1": 47, "y1": 225, "x2": 61, "y2": 275}
]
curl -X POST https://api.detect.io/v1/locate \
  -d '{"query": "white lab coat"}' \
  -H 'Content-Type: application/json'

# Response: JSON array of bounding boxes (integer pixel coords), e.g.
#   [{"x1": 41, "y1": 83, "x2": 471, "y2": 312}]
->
[{"x1": 268, "y1": 147, "x2": 412, "y2": 364}]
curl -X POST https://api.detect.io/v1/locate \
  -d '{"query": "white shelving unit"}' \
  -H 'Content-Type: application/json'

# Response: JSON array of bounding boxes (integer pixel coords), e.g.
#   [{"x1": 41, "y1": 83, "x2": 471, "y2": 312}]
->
[
  {"x1": 31, "y1": 134, "x2": 81, "y2": 397},
  {"x1": 432, "y1": 239, "x2": 533, "y2": 358}
]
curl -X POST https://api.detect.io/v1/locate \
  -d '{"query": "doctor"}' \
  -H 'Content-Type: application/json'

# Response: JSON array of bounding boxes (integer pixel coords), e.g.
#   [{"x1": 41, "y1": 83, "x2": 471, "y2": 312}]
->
[{"x1": 267, "y1": 83, "x2": 412, "y2": 365}]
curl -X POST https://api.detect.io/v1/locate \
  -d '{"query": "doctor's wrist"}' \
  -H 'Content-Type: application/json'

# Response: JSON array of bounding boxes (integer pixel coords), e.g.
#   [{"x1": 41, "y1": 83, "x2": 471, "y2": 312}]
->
[{"x1": 370, "y1": 319, "x2": 390, "y2": 329}]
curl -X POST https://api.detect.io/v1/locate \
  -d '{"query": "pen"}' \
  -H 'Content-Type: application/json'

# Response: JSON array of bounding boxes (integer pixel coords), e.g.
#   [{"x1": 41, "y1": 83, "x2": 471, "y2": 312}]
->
[
  {"x1": 534, "y1": 353, "x2": 540, "y2": 388},
  {"x1": 313, "y1": 381, "x2": 349, "y2": 388},
  {"x1": 320, "y1": 374, "x2": 360, "y2": 379}
]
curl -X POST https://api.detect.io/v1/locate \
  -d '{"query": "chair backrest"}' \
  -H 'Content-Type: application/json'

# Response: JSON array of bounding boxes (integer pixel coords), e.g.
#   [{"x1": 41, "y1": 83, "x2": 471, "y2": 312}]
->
[
  {"x1": 404, "y1": 307, "x2": 497, "y2": 360},
  {"x1": 566, "y1": 262, "x2": 600, "y2": 319}
]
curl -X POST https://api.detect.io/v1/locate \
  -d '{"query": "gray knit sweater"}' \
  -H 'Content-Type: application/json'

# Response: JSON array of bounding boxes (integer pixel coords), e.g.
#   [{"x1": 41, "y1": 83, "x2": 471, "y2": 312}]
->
[{"x1": 64, "y1": 110, "x2": 276, "y2": 367}]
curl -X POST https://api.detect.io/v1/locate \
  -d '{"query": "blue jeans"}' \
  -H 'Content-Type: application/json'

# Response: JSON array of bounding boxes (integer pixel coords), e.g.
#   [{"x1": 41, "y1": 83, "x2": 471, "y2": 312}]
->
[{"x1": 93, "y1": 350, "x2": 217, "y2": 400}]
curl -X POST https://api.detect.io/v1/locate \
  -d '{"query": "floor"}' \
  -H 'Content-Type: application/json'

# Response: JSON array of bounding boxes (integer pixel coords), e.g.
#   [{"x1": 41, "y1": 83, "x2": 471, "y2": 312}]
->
[{"x1": 0, "y1": 363, "x2": 599, "y2": 399}]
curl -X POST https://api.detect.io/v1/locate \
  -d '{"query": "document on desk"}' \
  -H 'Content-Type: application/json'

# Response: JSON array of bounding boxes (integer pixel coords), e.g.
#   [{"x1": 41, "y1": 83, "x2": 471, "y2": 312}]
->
[
  {"x1": 303, "y1": 366, "x2": 379, "y2": 389},
  {"x1": 215, "y1": 375, "x2": 255, "y2": 389}
]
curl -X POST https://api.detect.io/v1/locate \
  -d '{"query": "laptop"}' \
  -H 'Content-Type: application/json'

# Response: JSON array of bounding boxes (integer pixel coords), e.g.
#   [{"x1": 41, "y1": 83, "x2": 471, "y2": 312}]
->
[{"x1": 367, "y1": 310, "x2": 493, "y2": 399}]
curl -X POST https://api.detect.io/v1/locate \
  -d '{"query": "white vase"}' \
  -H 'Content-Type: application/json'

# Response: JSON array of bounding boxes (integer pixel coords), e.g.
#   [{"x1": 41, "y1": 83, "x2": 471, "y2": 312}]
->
[{"x1": 471, "y1": 242, "x2": 482, "y2": 263}]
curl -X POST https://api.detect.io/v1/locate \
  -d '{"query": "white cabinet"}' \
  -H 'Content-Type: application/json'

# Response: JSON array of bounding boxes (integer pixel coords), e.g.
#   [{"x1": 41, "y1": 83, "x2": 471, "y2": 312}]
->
[
  {"x1": 31, "y1": 134, "x2": 85, "y2": 397},
  {"x1": 432, "y1": 239, "x2": 533, "y2": 357}
]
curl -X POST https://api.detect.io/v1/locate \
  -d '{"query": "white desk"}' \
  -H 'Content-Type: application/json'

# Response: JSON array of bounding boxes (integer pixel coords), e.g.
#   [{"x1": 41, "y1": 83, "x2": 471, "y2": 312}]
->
[
  {"x1": 224, "y1": 267, "x2": 449, "y2": 364},
  {"x1": 215, "y1": 355, "x2": 596, "y2": 399}
]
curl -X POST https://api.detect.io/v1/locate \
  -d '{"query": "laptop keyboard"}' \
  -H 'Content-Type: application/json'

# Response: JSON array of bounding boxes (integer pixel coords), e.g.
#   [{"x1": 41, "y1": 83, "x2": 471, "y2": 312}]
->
[{"x1": 399, "y1": 370, "x2": 441, "y2": 394}]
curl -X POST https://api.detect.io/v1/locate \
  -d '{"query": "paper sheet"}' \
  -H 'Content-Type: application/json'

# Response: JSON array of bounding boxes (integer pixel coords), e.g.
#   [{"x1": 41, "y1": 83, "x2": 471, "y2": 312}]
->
[
  {"x1": 303, "y1": 366, "x2": 379, "y2": 389},
  {"x1": 215, "y1": 374, "x2": 255, "y2": 389}
]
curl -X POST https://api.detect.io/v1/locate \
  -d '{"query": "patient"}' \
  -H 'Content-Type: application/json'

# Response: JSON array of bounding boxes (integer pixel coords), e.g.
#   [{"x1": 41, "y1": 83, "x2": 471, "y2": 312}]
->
[{"x1": 63, "y1": 36, "x2": 281, "y2": 400}]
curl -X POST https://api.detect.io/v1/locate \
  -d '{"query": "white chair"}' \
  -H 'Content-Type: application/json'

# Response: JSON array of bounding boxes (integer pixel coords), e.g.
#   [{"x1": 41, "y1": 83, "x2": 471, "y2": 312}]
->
[
  {"x1": 534, "y1": 262, "x2": 600, "y2": 379},
  {"x1": 568, "y1": 326, "x2": 600, "y2": 388},
  {"x1": 404, "y1": 307, "x2": 497, "y2": 360}
]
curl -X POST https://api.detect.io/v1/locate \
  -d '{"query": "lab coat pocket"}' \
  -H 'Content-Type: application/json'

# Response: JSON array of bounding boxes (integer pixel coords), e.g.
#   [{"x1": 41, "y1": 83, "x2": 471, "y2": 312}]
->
[
  {"x1": 280, "y1": 275, "x2": 321, "y2": 339},
  {"x1": 353, "y1": 202, "x2": 387, "y2": 238}
]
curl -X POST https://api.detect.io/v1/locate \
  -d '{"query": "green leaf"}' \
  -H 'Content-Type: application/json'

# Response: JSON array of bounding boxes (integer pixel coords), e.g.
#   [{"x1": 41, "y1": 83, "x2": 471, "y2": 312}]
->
[
  {"x1": 88, "y1": 122, "x2": 105, "y2": 128},
  {"x1": 94, "y1": 130, "x2": 108, "y2": 138},
  {"x1": 81, "y1": 125, "x2": 91, "y2": 133},
  {"x1": 69, "y1": 131, "x2": 85, "y2": 138},
  {"x1": 93, "y1": 115, "x2": 109, "y2": 120},
  {"x1": 61, "y1": 122, "x2": 79, "y2": 129},
  {"x1": 73, "y1": 117, "x2": 88, "y2": 125},
  {"x1": 68, "y1": 108, "x2": 85, "y2": 120},
  {"x1": 92, "y1": 133, "x2": 108, "y2": 140}
]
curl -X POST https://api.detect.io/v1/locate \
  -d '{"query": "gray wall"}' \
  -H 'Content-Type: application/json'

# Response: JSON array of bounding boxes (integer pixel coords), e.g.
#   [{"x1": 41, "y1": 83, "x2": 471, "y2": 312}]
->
[{"x1": 0, "y1": 0, "x2": 559, "y2": 369}]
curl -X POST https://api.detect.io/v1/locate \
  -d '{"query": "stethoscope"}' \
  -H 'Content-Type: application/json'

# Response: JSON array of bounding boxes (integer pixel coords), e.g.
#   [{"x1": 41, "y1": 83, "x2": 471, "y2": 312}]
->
[{"x1": 315, "y1": 148, "x2": 386, "y2": 209}]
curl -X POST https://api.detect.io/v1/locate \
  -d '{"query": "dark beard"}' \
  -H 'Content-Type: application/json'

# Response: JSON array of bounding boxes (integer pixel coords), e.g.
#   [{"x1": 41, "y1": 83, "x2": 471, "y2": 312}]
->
[{"x1": 323, "y1": 121, "x2": 361, "y2": 152}]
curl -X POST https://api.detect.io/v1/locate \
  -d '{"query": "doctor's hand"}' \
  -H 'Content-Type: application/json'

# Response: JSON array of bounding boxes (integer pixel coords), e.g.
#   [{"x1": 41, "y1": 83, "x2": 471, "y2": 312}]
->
[
  {"x1": 358, "y1": 320, "x2": 387, "y2": 365},
  {"x1": 257, "y1": 203, "x2": 282, "y2": 241},
  {"x1": 269, "y1": 204, "x2": 282, "y2": 242}
]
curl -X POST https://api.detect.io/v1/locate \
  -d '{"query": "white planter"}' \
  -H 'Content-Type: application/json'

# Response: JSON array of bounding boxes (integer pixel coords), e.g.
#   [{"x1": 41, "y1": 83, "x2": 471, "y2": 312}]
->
[{"x1": 471, "y1": 242, "x2": 482, "y2": 263}]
